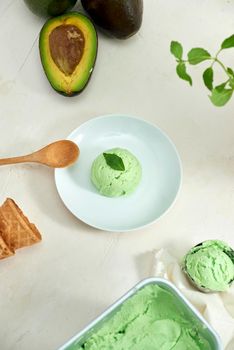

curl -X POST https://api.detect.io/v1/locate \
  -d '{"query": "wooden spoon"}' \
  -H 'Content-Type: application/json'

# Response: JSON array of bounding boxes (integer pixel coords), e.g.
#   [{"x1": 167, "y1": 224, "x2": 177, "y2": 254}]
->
[{"x1": 0, "y1": 140, "x2": 79, "y2": 168}]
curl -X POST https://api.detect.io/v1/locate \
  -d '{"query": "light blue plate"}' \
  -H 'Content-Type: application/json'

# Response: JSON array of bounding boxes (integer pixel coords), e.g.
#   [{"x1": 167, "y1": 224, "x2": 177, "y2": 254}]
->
[{"x1": 55, "y1": 115, "x2": 182, "y2": 232}]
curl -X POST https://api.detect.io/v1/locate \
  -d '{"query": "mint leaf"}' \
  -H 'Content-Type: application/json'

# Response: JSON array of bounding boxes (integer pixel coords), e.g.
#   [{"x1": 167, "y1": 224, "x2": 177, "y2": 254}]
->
[
  {"x1": 176, "y1": 63, "x2": 192, "y2": 86},
  {"x1": 209, "y1": 84, "x2": 233, "y2": 106},
  {"x1": 188, "y1": 48, "x2": 211, "y2": 65},
  {"x1": 227, "y1": 67, "x2": 234, "y2": 77},
  {"x1": 216, "y1": 82, "x2": 227, "y2": 91},
  {"x1": 221, "y1": 34, "x2": 234, "y2": 49},
  {"x1": 229, "y1": 78, "x2": 234, "y2": 89},
  {"x1": 203, "y1": 67, "x2": 213, "y2": 91},
  {"x1": 103, "y1": 153, "x2": 125, "y2": 171},
  {"x1": 170, "y1": 41, "x2": 183, "y2": 60}
]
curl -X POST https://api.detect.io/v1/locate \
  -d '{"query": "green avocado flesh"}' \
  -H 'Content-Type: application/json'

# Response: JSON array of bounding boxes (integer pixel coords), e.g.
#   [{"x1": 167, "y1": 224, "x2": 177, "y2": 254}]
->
[
  {"x1": 24, "y1": 0, "x2": 77, "y2": 17},
  {"x1": 39, "y1": 12, "x2": 97, "y2": 96},
  {"x1": 183, "y1": 240, "x2": 234, "y2": 292},
  {"x1": 81, "y1": 0, "x2": 143, "y2": 39},
  {"x1": 76, "y1": 284, "x2": 212, "y2": 350},
  {"x1": 91, "y1": 148, "x2": 142, "y2": 197}
]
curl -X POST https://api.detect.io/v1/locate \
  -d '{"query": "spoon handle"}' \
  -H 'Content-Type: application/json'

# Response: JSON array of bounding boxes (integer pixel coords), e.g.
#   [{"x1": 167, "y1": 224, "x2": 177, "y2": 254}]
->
[{"x1": 0, "y1": 155, "x2": 34, "y2": 166}]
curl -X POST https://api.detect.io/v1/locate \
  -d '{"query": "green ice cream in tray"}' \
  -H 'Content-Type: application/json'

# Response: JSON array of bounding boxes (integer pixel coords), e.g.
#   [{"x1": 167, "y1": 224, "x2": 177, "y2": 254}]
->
[{"x1": 58, "y1": 278, "x2": 222, "y2": 350}]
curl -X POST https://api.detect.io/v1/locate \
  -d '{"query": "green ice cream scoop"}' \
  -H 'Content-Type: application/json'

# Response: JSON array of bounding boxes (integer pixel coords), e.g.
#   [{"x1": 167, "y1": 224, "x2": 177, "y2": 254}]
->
[
  {"x1": 183, "y1": 240, "x2": 234, "y2": 292},
  {"x1": 91, "y1": 148, "x2": 142, "y2": 197}
]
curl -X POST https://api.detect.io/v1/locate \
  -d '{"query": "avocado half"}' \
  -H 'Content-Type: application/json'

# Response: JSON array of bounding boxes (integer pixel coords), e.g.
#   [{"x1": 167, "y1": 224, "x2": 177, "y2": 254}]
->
[
  {"x1": 81, "y1": 0, "x2": 143, "y2": 39},
  {"x1": 24, "y1": 0, "x2": 77, "y2": 18},
  {"x1": 39, "y1": 12, "x2": 98, "y2": 96}
]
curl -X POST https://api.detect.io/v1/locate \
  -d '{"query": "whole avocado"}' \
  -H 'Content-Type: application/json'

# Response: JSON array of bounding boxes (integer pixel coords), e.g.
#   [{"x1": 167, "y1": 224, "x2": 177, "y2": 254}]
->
[
  {"x1": 81, "y1": 0, "x2": 143, "y2": 39},
  {"x1": 24, "y1": 0, "x2": 77, "y2": 17}
]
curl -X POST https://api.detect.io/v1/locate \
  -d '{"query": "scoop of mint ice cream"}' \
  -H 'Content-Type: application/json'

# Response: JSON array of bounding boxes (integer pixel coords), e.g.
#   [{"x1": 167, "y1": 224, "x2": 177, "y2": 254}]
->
[
  {"x1": 91, "y1": 148, "x2": 142, "y2": 197},
  {"x1": 183, "y1": 240, "x2": 234, "y2": 292}
]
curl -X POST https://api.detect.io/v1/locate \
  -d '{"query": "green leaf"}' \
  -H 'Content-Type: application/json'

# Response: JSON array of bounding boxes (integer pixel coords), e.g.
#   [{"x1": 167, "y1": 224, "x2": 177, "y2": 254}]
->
[
  {"x1": 170, "y1": 41, "x2": 183, "y2": 60},
  {"x1": 221, "y1": 34, "x2": 234, "y2": 49},
  {"x1": 203, "y1": 67, "x2": 213, "y2": 91},
  {"x1": 209, "y1": 84, "x2": 233, "y2": 106},
  {"x1": 188, "y1": 48, "x2": 211, "y2": 65},
  {"x1": 216, "y1": 82, "x2": 227, "y2": 91},
  {"x1": 176, "y1": 62, "x2": 192, "y2": 86},
  {"x1": 229, "y1": 78, "x2": 234, "y2": 89},
  {"x1": 227, "y1": 67, "x2": 234, "y2": 77},
  {"x1": 103, "y1": 153, "x2": 125, "y2": 171}
]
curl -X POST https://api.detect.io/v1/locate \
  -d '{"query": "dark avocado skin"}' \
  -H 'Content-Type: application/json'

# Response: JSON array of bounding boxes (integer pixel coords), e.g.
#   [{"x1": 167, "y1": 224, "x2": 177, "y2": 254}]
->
[
  {"x1": 24, "y1": 0, "x2": 77, "y2": 17},
  {"x1": 81, "y1": 0, "x2": 143, "y2": 39}
]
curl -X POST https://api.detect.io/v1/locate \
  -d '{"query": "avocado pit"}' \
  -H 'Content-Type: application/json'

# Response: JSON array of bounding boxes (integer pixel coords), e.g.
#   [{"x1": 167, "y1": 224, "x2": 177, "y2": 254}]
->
[{"x1": 49, "y1": 24, "x2": 85, "y2": 76}]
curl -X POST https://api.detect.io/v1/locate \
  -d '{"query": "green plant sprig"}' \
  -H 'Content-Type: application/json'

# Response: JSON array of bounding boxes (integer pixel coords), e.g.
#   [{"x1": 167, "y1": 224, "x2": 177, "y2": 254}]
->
[{"x1": 170, "y1": 34, "x2": 234, "y2": 106}]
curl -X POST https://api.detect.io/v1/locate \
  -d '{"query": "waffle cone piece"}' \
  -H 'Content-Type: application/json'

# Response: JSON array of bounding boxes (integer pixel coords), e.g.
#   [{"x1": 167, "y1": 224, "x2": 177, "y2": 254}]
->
[
  {"x1": 0, "y1": 198, "x2": 41, "y2": 253},
  {"x1": 0, "y1": 233, "x2": 14, "y2": 259}
]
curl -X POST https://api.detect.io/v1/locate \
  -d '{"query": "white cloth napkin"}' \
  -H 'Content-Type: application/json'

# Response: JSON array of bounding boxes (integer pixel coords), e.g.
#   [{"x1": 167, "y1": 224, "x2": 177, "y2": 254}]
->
[{"x1": 151, "y1": 249, "x2": 234, "y2": 349}]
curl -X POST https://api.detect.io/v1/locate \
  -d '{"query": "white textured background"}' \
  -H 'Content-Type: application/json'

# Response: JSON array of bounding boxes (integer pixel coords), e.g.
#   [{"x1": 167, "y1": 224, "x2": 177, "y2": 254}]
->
[{"x1": 0, "y1": 0, "x2": 234, "y2": 349}]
